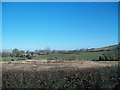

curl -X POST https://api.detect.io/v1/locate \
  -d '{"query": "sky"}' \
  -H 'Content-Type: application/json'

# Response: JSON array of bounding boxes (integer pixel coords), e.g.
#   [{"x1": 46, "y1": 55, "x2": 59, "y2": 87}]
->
[
  {"x1": 0, "y1": 2, "x2": 2, "y2": 51},
  {"x1": 2, "y1": 2, "x2": 118, "y2": 50},
  {"x1": 2, "y1": 0, "x2": 120, "y2": 2}
]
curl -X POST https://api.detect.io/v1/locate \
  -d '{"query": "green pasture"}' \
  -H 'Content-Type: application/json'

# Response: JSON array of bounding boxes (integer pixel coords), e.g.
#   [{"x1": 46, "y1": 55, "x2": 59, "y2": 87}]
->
[
  {"x1": 2, "y1": 51, "x2": 112, "y2": 61},
  {"x1": 32, "y1": 52, "x2": 104, "y2": 60}
]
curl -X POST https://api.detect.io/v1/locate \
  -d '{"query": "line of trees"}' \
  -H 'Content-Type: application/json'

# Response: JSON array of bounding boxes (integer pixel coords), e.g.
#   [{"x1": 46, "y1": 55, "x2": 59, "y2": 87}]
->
[
  {"x1": 1, "y1": 48, "x2": 52, "y2": 58},
  {"x1": 1, "y1": 45, "x2": 119, "y2": 61},
  {"x1": 1, "y1": 48, "x2": 103, "y2": 57}
]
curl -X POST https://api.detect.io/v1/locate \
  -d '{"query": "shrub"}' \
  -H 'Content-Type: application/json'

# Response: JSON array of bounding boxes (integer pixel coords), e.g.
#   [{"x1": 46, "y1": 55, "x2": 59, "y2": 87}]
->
[{"x1": 2, "y1": 66, "x2": 118, "y2": 89}]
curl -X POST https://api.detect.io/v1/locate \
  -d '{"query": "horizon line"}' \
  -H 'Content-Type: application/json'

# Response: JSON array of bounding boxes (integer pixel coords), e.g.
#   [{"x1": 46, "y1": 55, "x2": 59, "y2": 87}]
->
[{"x1": 1, "y1": 43, "x2": 118, "y2": 51}]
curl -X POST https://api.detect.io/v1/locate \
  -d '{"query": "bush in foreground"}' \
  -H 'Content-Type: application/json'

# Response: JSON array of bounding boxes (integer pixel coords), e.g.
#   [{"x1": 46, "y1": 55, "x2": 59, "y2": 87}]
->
[{"x1": 2, "y1": 66, "x2": 119, "y2": 89}]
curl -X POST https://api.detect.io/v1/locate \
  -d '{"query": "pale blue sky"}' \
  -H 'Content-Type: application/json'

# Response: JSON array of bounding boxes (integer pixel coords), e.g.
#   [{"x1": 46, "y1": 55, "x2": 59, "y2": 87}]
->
[
  {"x1": 0, "y1": 2, "x2": 2, "y2": 50},
  {"x1": 2, "y1": 2, "x2": 118, "y2": 50}
]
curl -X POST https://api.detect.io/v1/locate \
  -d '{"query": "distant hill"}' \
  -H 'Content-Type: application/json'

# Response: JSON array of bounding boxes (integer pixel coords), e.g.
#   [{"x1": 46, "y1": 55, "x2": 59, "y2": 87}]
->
[
  {"x1": 97, "y1": 44, "x2": 119, "y2": 51},
  {"x1": 89, "y1": 44, "x2": 119, "y2": 52},
  {"x1": 98, "y1": 44, "x2": 119, "y2": 61}
]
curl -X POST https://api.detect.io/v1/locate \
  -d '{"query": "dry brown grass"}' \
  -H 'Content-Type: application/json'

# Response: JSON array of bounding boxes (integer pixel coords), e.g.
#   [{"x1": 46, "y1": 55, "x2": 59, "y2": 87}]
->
[
  {"x1": 2, "y1": 60, "x2": 118, "y2": 70},
  {"x1": 2, "y1": 60, "x2": 119, "y2": 89}
]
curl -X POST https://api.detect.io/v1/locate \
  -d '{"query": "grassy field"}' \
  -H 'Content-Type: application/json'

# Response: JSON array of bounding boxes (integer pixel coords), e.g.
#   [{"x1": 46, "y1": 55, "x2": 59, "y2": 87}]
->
[
  {"x1": 1, "y1": 49, "x2": 119, "y2": 89},
  {"x1": 2, "y1": 56, "x2": 26, "y2": 61},
  {"x1": 1, "y1": 52, "x2": 104, "y2": 61},
  {"x1": 32, "y1": 52, "x2": 104, "y2": 60},
  {"x1": 2, "y1": 60, "x2": 119, "y2": 89}
]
